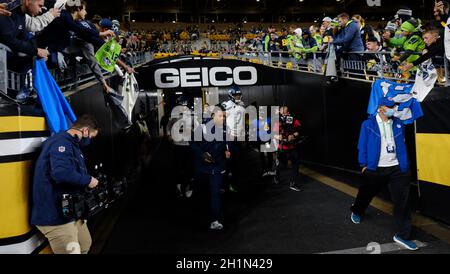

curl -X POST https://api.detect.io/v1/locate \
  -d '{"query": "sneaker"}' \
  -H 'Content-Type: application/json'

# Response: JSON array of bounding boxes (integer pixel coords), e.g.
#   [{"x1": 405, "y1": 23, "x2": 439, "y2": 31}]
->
[
  {"x1": 176, "y1": 184, "x2": 183, "y2": 198},
  {"x1": 289, "y1": 182, "x2": 301, "y2": 192},
  {"x1": 210, "y1": 221, "x2": 223, "y2": 230},
  {"x1": 351, "y1": 212, "x2": 361, "y2": 224},
  {"x1": 262, "y1": 171, "x2": 270, "y2": 177},
  {"x1": 267, "y1": 171, "x2": 276, "y2": 176},
  {"x1": 185, "y1": 185, "x2": 193, "y2": 198},
  {"x1": 393, "y1": 235, "x2": 419, "y2": 251},
  {"x1": 16, "y1": 87, "x2": 33, "y2": 104},
  {"x1": 228, "y1": 184, "x2": 237, "y2": 193},
  {"x1": 185, "y1": 190, "x2": 193, "y2": 198},
  {"x1": 273, "y1": 176, "x2": 279, "y2": 185}
]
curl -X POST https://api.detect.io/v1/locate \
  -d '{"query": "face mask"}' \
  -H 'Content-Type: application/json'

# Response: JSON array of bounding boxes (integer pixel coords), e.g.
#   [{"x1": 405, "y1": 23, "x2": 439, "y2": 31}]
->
[
  {"x1": 80, "y1": 136, "x2": 91, "y2": 147},
  {"x1": 75, "y1": 128, "x2": 91, "y2": 147},
  {"x1": 384, "y1": 109, "x2": 395, "y2": 118}
]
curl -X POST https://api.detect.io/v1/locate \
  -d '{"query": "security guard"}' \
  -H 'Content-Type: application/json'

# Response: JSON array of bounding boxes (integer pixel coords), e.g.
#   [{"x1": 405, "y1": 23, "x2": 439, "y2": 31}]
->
[
  {"x1": 351, "y1": 98, "x2": 418, "y2": 251},
  {"x1": 31, "y1": 115, "x2": 100, "y2": 254},
  {"x1": 274, "y1": 106, "x2": 302, "y2": 192}
]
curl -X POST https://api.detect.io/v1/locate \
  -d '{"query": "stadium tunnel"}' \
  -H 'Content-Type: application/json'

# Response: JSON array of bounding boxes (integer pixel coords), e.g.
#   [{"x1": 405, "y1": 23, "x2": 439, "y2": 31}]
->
[{"x1": 1, "y1": 54, "x2": 450, "y2": 254}]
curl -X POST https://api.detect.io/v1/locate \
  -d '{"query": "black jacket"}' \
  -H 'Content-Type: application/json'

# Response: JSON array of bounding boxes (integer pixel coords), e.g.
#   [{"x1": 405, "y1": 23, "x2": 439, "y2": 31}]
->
[
  {"x1": 412, "y1": 38, "x2": 445, "y2": 66},
  {"x1": 36, "y1": 9, "x2": 104, "y2": 53},
  {"x1": 0, "y1": 8, "x2": 37, "y2": 56}
]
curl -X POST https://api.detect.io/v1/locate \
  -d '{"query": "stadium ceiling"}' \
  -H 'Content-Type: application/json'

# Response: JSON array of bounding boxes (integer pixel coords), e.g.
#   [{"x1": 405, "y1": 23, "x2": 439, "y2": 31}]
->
[{"x1": 121, "y1": 0, "x2": 432, "y2": 17}]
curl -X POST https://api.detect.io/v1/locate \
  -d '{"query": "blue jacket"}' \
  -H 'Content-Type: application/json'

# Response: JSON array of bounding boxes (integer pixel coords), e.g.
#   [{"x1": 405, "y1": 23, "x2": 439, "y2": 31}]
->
[
  {"x1": 0, "y1": 8, "x2": 37, "y2": 57},
  {"x1": 36, "y1": 10, "x2": 104, "y2": 53},
  {"x1": 358, "y1": 116, "x2": 410, "y2": 172},
  {"x1": 333, "y1": 20, "x2": 364, "y2": 53},
  {"x1": 191, "y1": 125, "x2": 229, "y2": 176},
  {"x1": 31, "y1": 132, "x2": 91, "y2": 226}
]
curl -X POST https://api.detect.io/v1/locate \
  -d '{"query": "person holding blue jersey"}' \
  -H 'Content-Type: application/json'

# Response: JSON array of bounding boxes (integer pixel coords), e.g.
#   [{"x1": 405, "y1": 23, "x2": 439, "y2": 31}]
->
[
  {"x1": 350, "y1": 98, "x2": 418, "y2": 251},
  {"x1": 31, "y1": 115, "x2": 100, "y2": 254}
]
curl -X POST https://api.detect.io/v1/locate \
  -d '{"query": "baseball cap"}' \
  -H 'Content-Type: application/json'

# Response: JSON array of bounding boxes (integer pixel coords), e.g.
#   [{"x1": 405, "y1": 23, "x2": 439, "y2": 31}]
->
[
  {"x1": 323, "y1": 17, "x2": 332, "y2": 23},
  {"x1": 99, "y1": 19, "x2": 113, "y2": 30}
]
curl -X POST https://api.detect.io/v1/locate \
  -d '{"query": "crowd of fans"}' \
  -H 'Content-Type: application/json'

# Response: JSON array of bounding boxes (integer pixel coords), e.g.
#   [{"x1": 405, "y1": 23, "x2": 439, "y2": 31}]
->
[
  {"x1": 2, "y1": 0, "x2": 450, "y2": 99},
  {"x1": 123, "y1": 2, "x2": 450, "y2": 79},
  {"x1": 0, "y1": 0, "x2": 146, "y2": 102}
]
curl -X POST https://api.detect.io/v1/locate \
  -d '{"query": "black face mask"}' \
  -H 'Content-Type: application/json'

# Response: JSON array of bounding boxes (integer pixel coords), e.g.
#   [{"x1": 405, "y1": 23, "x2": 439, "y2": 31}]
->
[
  {"x1": 79, "y1": 136, "x2": 91, "y2": 148},
  {"x1": 73, "y1": 128, "x2": 91, "y2": 147}
]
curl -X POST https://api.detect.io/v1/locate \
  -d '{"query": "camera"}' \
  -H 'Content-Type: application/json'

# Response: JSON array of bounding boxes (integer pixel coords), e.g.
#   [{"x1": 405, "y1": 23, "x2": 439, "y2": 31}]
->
[{"x1": 61, "y1": 163, "x2": 128, "y2": 220}]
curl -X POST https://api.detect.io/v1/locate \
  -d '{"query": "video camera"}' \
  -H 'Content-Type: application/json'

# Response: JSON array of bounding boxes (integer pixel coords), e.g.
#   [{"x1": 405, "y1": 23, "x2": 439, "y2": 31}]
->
[{"x1": 62, "y1": 163, "x2": 128, "y2": 220}]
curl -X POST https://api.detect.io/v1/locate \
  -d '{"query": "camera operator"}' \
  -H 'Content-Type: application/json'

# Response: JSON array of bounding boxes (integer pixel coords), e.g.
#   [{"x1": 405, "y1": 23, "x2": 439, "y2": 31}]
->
[{"x1": 31, "y1": 115, "x2": 100, "y2": 254}]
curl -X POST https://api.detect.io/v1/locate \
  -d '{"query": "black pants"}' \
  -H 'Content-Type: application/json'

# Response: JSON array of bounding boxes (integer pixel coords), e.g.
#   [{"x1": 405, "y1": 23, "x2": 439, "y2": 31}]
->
[
  {"x1": 351, "y1": 165, "x2": 412, "y2": 239},
  {"x1": 174, "y1": 145, "x2": 193, "y2": 188},
  {"x1": 259, "y1": 142, "x2": 274, "y2": 172},
  {"x1": 260, "y1": 151, "x2": 274, "y2": 173},
  {"x1": 276, "y1": 149, "x2": 301, "y2": 183},
  {"x1": 225, "y1": 141, "x2": 244, "y2": 189}
]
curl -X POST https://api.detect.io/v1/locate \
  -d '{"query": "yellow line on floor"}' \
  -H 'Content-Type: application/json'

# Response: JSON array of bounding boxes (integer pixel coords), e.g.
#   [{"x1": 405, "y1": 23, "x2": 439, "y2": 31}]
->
[{"x1": 301, "y1": 166, "x2": 450, "y2": 245}]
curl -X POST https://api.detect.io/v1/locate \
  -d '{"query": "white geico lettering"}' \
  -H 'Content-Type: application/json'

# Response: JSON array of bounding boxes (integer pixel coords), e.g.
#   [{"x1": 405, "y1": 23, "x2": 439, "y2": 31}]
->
[
  {"x1": 155, "y1": 66, "x2": 257, "y2": 88},
  {"x1": 366, "y1": 0, "x2": 381, "y2": 7}
]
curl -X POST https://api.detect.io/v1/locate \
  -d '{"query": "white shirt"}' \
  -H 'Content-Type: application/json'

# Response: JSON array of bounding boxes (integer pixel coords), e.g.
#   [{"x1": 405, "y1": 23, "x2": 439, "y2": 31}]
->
[
  {"x1": 445, "y1": 18, "x2": 450, "y2": 61},
  {"x1": 222, "y1": 100, "x2": 246, "y2": 139},
  {"x1": 376, "y1": 114, "x2": 399, "y2": 167}
]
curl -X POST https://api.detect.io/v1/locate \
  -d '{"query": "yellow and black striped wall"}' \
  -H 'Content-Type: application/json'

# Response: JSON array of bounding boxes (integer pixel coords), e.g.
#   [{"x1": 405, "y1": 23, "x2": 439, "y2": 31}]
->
[
  {"x1": 415, "y1": 87, "x2": 450, "y2": 224},
  {"x1": 0, "y1": 105, "x2": 51, "y2": 254}
]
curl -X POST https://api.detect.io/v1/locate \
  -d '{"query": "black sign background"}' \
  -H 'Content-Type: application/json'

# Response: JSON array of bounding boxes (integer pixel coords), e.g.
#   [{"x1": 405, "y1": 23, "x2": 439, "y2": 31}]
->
[{"x1": 136, "y1": 56, "x2": 297, "y2": 90}]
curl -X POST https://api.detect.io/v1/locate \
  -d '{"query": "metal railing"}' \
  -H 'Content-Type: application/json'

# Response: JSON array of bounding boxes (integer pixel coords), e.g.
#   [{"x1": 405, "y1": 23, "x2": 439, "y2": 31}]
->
[
  {"x1": 0, "y1": 44, "x2": 152, "y2": 97},
  {"x1": 221, "y1": 49, "x2": 450, "y2": 86}
]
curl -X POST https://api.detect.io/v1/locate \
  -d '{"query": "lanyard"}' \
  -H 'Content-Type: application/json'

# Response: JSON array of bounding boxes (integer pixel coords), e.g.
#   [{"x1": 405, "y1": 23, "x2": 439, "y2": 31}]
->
[{"x1": 380, "y1": 120, "x2": 394, "y2": 143}]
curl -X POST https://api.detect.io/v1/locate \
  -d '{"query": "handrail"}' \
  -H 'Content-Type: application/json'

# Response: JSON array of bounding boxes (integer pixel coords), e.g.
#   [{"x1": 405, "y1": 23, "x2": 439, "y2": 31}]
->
[
  {"x1": 219, "y1": 49, "x2": 450, "y2": 86},
  {"x1": 0, "y1": 43, "x2": 152, "y2": 97}
]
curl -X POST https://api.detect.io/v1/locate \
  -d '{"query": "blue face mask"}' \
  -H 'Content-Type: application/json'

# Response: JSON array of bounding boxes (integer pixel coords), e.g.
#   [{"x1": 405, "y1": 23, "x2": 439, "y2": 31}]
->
[{"x1": 384, "y1": 109, "x2": 395, "y2": 118}]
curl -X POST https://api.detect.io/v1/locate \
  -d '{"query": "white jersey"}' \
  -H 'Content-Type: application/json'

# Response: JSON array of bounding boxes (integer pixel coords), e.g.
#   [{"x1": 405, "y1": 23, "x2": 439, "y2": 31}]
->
[{"x1": 222, "y1": 100, "x2": 246, "y2": 139}]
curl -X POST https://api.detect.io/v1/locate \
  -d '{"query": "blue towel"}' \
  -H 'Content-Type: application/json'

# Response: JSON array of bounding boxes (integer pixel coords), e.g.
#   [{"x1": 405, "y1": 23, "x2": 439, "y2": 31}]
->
[
  {"x1": 33, "y1": 59, "x2": 77, "y2": 133},
  {"x1": 368, "y1": 79, "x2": 423, "y2": 125}
]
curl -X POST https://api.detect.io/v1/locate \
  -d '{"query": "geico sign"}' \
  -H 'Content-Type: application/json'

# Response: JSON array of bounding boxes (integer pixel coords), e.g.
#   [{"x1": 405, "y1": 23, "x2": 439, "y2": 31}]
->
[{"x1": 154, "y1": 66, "x2": 258, "y2": 88}]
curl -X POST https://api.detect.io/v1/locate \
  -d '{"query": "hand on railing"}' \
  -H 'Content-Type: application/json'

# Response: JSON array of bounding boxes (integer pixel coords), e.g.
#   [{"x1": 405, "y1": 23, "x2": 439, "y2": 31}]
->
[
  {"x1": 37, "y1": 48, "x2": 50, "y2": 61},
  {"x1": 0, "y1": 3, "x2": 11, "y2": 16}
]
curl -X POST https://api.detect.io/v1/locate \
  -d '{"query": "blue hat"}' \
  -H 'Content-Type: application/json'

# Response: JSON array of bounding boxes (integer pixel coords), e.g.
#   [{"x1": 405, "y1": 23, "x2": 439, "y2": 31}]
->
[
  {"x1": 379, "y1": 97, "x2": 395, "y2": 107},
  {"x1": 228, "y1": 85, "x2": 242, "y2": 97},
  {"x1": 99, "y1": 19, "x2": 113, "y2": 29}
]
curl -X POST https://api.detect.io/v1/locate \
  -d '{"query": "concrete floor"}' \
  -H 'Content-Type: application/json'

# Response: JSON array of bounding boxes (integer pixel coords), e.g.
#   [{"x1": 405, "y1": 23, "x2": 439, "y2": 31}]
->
[{"x1": 101, "y1": 143, "x2": 450, "y2": 254}]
